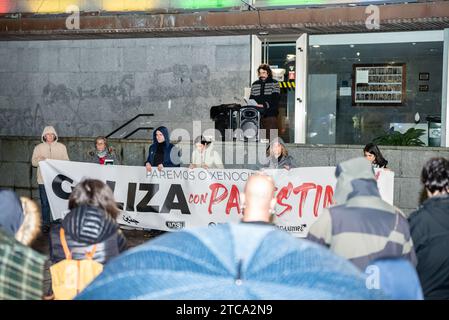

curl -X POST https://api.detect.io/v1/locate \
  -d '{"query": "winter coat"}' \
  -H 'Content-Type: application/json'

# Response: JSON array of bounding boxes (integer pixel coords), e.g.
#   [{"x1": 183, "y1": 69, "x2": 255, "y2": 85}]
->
[
  {"x1": 191, "y1": 142, "x2": 224, "y2": 169},
  {"x1": 31, "y1": 126, "x2": 69, "y2": 184},
  {"x1": 146, "y1": 126, "x2": 181, "y2": 167},
  {"x1": 409, "y1": 195, "x2": 449, "y2": 299},
  {"x1": 50, "y1": 205, "x2": 127, "y2": 265},
  {"x1": 307, "y1": 157, "x2": 416, "y2": 271}
]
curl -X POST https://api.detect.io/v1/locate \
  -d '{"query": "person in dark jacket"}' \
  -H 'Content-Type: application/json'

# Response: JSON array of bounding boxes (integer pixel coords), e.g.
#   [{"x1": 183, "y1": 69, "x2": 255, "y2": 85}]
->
[
  {"x1": 145, "y1": 126, "x2": 181, "y2": 172},
  {"x1": 249, "y1": 64, "x2": 280, "y2": 140},
  {"x1": 50, "y1": 179, "x2": 127, "y2": 265},
  {"x1": 262, "y1": 137, "x2": 296, "y2": 170},
  {"x1": 87, "y1": 136, "x2": 120, "y2": 165},
  {"x1": 408, "y1": 157, "x2": 449, "y2": 300}
]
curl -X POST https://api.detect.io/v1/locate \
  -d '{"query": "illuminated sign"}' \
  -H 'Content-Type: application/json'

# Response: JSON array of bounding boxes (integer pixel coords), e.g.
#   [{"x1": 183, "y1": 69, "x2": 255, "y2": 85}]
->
[{"x1": 0, "y1": 0, "x2": 416, "y2": 14}]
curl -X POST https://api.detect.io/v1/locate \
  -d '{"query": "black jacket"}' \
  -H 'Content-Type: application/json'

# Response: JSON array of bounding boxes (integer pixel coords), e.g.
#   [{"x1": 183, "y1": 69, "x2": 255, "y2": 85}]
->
[
  {"x1": 50, "y1": 205, "x2": 127, "y2": 265},
  {"x1": 408, "y1": 195, "x2": 449, "y2": 300},
  {"x1": 249, "y1": 77, "x2": 280, "y2": 117}
]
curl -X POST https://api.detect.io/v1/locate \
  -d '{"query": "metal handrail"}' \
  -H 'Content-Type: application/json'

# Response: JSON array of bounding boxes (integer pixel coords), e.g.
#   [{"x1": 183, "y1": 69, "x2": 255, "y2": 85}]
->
[
  {"x1": 123, "y1": 127, "x2": 154, "y2": 139},
  {"x1": 106, "y1": 113, "x2": 154, "y2": 139}
]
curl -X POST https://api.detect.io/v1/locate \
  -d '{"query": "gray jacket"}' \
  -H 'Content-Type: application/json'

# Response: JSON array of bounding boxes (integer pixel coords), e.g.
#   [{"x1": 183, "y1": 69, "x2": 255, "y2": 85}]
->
[{"x1": 263, "y1": 155, "x2": 296, "y2": 169}]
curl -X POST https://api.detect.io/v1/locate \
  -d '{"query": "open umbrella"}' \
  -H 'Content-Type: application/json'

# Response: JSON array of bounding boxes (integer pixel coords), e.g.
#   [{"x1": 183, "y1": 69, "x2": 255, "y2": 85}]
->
[{"x1": 76, "y1": 223, "x2": 385, "y2": 300}]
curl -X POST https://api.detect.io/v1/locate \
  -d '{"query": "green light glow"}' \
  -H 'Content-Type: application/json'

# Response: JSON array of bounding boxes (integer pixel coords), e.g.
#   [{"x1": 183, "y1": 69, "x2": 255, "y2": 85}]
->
[
  {"x1": 172, "y1": 0, "x2": 241, "y2": 9},
  {"x1": 262, "y1": 0, "x2": 326, "y2": 4}
]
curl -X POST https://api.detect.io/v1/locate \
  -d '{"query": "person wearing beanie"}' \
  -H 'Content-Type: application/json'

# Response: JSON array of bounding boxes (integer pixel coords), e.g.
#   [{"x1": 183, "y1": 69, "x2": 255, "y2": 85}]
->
[{"x1": 189, "y1": 136, "x2": 224, "y2": 169}]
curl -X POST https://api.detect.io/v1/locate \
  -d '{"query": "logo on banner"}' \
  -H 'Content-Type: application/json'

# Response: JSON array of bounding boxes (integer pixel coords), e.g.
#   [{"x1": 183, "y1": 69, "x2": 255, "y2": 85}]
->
[
  {"x1": 166, "y1": 221, "x2": 186, "y2": 230},
  {"x1": 278, "y1": 224, "x2": 307, "y2": 233}
]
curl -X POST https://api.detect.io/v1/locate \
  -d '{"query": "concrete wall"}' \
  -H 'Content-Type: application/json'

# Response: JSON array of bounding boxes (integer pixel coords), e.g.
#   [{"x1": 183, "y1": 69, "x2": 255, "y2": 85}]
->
[
  {"x1": 2, "y1": 136, "x2": 448, "y2": 216},
  {"x1": 0, "y1": 36, "x2": 251, "y2": 139}
]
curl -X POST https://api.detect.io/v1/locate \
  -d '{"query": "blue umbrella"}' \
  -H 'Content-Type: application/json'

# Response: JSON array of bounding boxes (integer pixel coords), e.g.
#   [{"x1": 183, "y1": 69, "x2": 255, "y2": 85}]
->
[{"x1": 76, "y1": 223, "x2": 386, "y2": 300}]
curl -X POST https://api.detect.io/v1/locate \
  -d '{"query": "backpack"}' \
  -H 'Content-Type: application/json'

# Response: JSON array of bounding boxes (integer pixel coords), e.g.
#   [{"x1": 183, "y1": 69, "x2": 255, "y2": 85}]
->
[{"x1": 50, "y1": 228, "x2": 103, "y2": 300}]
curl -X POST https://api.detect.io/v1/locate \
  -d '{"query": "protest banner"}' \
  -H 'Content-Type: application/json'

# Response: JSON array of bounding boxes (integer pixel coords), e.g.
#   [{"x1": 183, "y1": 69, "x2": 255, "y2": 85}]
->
[{"x1": 40, "y1": 160, "x2": 394, "y2": 237}]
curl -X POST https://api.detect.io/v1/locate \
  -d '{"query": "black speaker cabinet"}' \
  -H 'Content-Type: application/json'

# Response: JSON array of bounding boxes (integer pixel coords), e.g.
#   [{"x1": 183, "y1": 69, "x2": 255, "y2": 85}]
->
[
  {"x1": 237, "y1": 107, "x2": 260, "y2": 142},
  {"x1": 210, "y1": 104, "x2": 240, "y2": 141}
]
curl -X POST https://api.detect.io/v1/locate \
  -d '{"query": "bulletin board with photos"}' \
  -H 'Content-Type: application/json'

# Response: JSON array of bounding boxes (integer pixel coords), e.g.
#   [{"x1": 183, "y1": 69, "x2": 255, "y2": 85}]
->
[{"x1": 352, "y1": 63, "x2": 406, "y2": 106}]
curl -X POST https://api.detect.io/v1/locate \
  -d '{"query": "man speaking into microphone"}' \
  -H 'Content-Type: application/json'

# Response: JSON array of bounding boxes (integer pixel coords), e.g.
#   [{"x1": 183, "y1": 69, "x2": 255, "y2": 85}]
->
[{"x1": 249, "y1": 63, "x2": 281, "y2": 141}]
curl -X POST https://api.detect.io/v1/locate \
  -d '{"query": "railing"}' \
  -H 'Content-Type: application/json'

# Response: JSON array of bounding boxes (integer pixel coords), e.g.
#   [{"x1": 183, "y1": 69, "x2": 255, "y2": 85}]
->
[{"x1": 106, "y1": 113, "x2": 154, "y2": 139}]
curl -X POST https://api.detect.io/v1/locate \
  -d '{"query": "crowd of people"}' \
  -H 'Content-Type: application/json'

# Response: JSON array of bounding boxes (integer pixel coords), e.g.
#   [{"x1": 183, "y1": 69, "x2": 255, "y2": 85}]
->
[{"x1": 1, "y1": 123, "x2": 449, "y2": 300}]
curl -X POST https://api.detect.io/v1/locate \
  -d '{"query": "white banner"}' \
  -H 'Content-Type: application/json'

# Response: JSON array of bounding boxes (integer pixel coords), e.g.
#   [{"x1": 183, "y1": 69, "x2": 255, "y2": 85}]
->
[{"x1": 40, "y1": 160, "x2": 394, "y2": 237}]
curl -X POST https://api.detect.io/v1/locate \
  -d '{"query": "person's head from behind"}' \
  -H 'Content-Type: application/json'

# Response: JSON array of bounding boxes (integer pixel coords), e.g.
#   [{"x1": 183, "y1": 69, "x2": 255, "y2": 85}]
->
[
  {"x1": 257, "y1": 64, "x2": 272, "y2": 81},
  {"x1": 333, "y1": 157, "x2": 376, "y2": 205},
  {"x1": 95, "y1": 136, "x2": 108, "y2": 153},
  {"x1": 194, "y1": 136, "x2": 211, "y2": 153},
  {"x1": 241, "y1": 173, "x2": 276, "y2": 223},
  {"x1": 0, "y1": 189, "x2": 40, "y2": 246},
  {"x1": 363, "y1": 142, "x2": 387, "y2": 167},
  {"x1": 68, "y1": 179, "x2": 120, "y2": 219},
  {"x1": 421, "y1": 157, "x2": 449, "y2": 198}
]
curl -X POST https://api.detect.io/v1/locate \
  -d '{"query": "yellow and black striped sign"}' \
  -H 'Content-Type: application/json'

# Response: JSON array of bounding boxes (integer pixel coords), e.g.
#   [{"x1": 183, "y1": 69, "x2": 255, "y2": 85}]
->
[{"x1": 279, "y1": 81, "x2": 296, "y2": 90}]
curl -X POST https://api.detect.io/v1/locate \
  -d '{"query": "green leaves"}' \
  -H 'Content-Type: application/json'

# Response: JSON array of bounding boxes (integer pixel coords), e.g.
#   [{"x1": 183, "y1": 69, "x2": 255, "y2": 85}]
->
[{"x1": 373, "y1": 128, "x2": 426, "y2": 146}]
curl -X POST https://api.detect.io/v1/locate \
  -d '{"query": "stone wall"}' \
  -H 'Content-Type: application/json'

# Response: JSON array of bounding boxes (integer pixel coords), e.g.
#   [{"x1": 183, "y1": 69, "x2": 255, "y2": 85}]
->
[{"x1": 0, "y1": 36, "x2": 251, "y2": 139}]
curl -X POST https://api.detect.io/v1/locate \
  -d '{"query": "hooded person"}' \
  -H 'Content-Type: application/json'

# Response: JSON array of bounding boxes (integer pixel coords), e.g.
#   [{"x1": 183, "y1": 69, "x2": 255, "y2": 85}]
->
[
  {"x1": 145, "y1": 126, "x2": 181, "y2": 172},
  {"x1": 0, "y1": 190, "x2": 46, "y2": 300},
  {"x1": 262, "y1": 137, "x2": 296, "y2": 170},
  {"x1": 189, "y1": 136, "x2": 224, "y2": 169},
  {"x1": 31, "y1": 126, "x2": 70, "y2": 232},
  {"x1": 306, "y1": 157, "x2": 416, "y2": 271}
]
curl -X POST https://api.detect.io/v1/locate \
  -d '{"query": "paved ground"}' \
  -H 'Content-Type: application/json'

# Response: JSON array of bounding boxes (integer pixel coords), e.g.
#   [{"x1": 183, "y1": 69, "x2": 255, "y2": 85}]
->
[{"x1": 31, "y1": 227, "x2": 166, "y2": 297}]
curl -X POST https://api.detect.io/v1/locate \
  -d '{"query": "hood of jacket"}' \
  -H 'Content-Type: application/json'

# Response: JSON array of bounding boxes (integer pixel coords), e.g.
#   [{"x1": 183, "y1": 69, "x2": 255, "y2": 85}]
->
[
  {"x1": 333, "y1": 157, "x2": 380, "y2": 205},
  {"x1": 62, "y1": 205, "x2": 120, "y2": 244},
  {"x1": 41, "y1": 126, "x2": 58, "y2": 143},
  {"x1": 152, "y1": 126, "x2": 170, "y2": 147},
  {"x1": 0, "y1": 189, "x2": 24, "y2": 236}
]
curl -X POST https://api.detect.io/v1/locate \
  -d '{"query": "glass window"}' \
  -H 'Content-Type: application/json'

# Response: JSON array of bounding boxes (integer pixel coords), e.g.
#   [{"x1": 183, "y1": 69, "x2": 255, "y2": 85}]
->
[{"x1": 307, "y1": 41, "x2": 444, "y2": 146}]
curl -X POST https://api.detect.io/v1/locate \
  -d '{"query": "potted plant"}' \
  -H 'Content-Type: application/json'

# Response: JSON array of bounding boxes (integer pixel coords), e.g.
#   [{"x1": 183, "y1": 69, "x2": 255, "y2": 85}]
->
[{"x1": 373, "y1": 127, "x2": 426, "y2": 146}]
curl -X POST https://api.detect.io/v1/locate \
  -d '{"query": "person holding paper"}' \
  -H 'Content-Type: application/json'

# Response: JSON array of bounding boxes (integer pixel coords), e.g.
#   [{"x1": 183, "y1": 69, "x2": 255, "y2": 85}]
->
[
  {"x1": 88, "y1": 136, "x2": 120, "y2": 165},
  {"x1": 249, "y1": 64, "x2": 281, "y2": 140}
]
